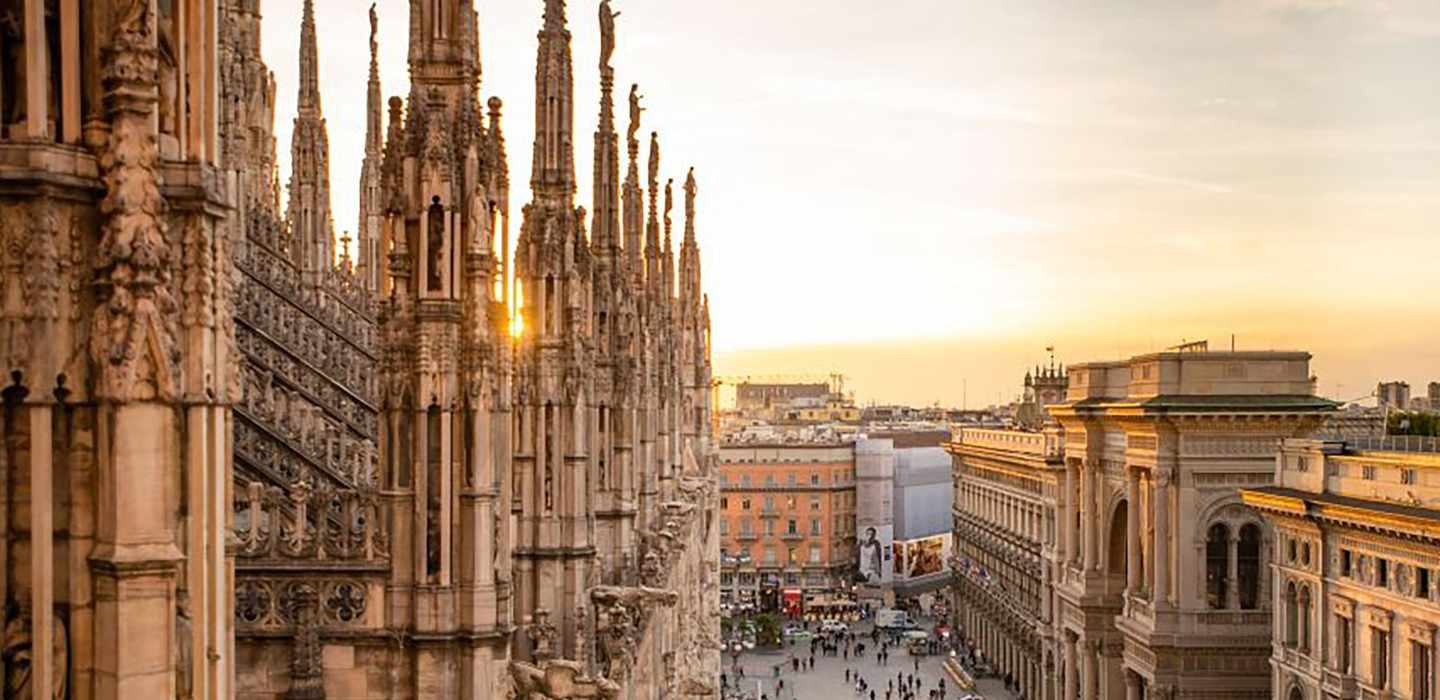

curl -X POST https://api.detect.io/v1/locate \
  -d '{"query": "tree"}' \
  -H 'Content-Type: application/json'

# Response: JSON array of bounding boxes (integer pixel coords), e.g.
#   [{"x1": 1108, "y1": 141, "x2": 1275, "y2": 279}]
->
[{"x1": 753, "y1": 612, "x2": 782, "y2": 648}]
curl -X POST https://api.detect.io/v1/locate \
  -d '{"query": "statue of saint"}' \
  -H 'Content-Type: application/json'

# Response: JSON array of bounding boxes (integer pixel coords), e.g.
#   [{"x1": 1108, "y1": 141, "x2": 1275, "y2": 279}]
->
[
  {"x1": 599, "y1": 0, "x2": 620, "y2": 71},
  {"x1": 663, "y1": 179, "x2": 673, "y2": 232},
  {"x1": 647, "y1": 132, "x2": 660, "y2": 187},
  {"x1": 684, "y1": 168, "x2": 697, "y2": 222},
  {"x1": 626, "y1": 84, "x2": 643, "y2": 146}
]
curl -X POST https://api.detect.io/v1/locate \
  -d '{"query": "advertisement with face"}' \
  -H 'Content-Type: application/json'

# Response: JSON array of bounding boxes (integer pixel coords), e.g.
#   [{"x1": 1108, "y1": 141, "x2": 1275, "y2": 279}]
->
[
  {"x1": 857, "y1": 524, "x2": 893, "y2": 585},
  {"x1": 904, "y1": 535, "x2": 946, "y2": 579}
]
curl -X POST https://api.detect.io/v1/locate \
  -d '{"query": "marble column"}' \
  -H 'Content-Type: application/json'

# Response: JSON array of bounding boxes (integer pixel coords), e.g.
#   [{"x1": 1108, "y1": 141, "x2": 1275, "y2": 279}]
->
[
  {"x1": 1126, "y1": 467, "x2": 1140, "y2": 594},
  {"x1": 1063, "y1": 635, "x2": 1077, "y2": 700},
  {"x1": 1124, "y1": 669, "x2": 1141, "y2": 700},
  {"x1": 1063, "y1": 461, "x2": 1077, "y2": 564},
  {"x1": 1082, "y1": 461, "x2": 1097, "y2": 571},
  {"x1": 1227, "y1": 533, "x2": 1240, "y2": 609},
  {"x1": 1153, "y1": 468, "x2": 1171, "y2": 606},
  {"x1": 1082, "y1": 640, "x2": 1100, "y2": 700}
]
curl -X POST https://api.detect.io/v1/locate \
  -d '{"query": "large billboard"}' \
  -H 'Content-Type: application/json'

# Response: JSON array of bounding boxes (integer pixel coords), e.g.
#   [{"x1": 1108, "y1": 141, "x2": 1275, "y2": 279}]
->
[
  {"x1": 855, "y1": 439, "x2": 896, "y2": 587},
  {"x1": 857, "y1": 524, "x2": 893, "y2": 585},
  {"x1": 893, "y1": 534, "x2": 950, "y2": 581}
]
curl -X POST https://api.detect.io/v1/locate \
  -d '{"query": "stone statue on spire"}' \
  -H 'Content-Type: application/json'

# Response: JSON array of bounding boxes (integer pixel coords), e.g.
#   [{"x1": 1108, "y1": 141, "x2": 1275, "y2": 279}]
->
[
  {"x1": 684, "y1": 167, "x2": 696, "y2": 226},
  {"x1": 664, "y1": 178, "x2": 674, "y2": 233},
  {"x1": 648, "y1": 132, "x2": 660, "y2": 190},
  {"x1": 600, "y1": 0, "x2": 620, "y2": 71},
  {"x1": 627, "y1": 84, "x2": 644, "y2": 147}
]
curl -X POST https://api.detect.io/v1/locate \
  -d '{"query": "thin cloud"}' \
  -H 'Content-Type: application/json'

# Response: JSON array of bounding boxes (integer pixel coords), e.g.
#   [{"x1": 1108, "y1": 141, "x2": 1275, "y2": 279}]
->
[{"x1": 1103, "y1": 168, "x2": 1235, "y2": 194}]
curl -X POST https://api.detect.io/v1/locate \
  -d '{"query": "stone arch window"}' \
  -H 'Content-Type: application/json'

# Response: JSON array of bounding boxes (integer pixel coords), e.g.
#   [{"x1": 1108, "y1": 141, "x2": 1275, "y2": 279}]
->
[
  {"x1": 1285, "y1": 581, "x2": 1299, "y2": 647},
  {"x1": 1206, "y1": 523, "x2": 1229, "y2": 609},
  {"x1": 1238, "y1": 524, "x2": 1262, "y2": 609},
  {"x1": 1108, "y1": 500, "x2": 1127, "y2": 576},
  {"x1": 1288, "y1": 686, "x2": 1305, "y2": 700},
  {"x1": 1299, "y1": 584, "x2": 1313, "y2": 652}
]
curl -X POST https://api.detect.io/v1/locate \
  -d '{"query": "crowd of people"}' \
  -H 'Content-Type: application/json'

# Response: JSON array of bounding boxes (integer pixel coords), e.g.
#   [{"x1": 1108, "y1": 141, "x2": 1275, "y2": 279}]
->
[{"x1": 719, "y1": 618, "x2": 957, "y2": 700}]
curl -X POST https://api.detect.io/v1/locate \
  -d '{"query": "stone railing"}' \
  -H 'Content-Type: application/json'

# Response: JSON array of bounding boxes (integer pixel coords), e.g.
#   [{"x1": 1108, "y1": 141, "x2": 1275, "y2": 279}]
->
[
  {"x1": 954, "y1": 428, "x2": 1063, "y2": 458},
  {"x1": 232, "y1": 480, "x2": 389, "y2": 562}
]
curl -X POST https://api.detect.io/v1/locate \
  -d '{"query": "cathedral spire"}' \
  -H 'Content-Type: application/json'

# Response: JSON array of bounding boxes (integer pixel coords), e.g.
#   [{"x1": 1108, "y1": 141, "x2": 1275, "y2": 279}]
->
[
  {"x1": 298, "y1": 0, "x2": 321, "y2": 113},
  {"x1": 532, "y1": 0, "x2": 576, "y2": 202},
  {"x1": 286, "y1": 0, "x2": 335, "y2": 280},
  {"x1": 623, "y1": 84, "x2": 644, "y2": 286},
  {"x1": 663, "y1": 177, "x2": 675, "y2": 300},
  {"x1": 592, "y1": 0, "x2": 621, "y2": 257},
  {"x1": 680, "y1": 167, "x2": 701, "y2": 307},
  {"x1": 356, "y1": 3, "x2": 385, "y2": 293},
  {"x1": 366, "y1": 4, "x2": 383, "y2": 153},
  {"x1": 644, "y1": 131, "x2": 661, "y2": 294}
]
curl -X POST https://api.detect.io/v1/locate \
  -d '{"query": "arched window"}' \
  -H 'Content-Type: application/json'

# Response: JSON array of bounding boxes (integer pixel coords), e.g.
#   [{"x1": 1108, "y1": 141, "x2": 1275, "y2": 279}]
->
[
  {"x1": 1285, "y1": 581, "x2": 1298, "y2": 647},
  {"x1": 1206, "y1": 523, "x2": 1230, "y2": 609},
  {"x1": 1108, "y1": 502, "x2": 1128, "y2": 576},
  {"x1": 1298, "y1": 584, "x2": 1312, "y2": 653},
  {"x1": 1238, "y1": 524, "x2": 1262, "y2": 609},
  {"x1": 1288, "y1": 686, "x2": 1305, "y2": 700}
]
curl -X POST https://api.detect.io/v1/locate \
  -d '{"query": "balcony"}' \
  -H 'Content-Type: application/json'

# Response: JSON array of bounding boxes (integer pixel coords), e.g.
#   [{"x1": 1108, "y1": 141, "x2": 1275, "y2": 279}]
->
[
  {"x1": 1322, "y1": 668, "x2": 1358, "y2": 700},
  {"x1": 781, "y1": 532, "x2": 805, "y2": 541},
  {"x1": 736, "y1": 531, "x2": 758, "y2": 541},
  {"x1": 758, "y1": 508, "x2": 781, "y2": 519}
]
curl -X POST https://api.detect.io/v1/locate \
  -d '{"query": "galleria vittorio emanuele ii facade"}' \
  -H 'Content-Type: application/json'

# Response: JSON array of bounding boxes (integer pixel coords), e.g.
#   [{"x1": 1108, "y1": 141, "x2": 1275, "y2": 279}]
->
[{"x1": 0, "y1": 0, "x2": 719, "y2": 697}]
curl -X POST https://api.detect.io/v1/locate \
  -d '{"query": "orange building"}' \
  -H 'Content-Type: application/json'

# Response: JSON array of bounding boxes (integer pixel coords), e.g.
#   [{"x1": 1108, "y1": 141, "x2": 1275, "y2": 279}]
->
[{"x1": 718, "y1": 444, "x2": 858, "y2": 613}]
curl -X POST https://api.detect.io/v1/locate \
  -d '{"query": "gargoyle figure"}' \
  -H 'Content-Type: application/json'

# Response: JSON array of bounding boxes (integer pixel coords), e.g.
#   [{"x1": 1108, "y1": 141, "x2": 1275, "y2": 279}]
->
[
  {"x1": 508, "y1": 659, "x2": 621, "y2": 700},
  {"x1": 589, "y1": 584, "x2": 679, "y2": 609}
]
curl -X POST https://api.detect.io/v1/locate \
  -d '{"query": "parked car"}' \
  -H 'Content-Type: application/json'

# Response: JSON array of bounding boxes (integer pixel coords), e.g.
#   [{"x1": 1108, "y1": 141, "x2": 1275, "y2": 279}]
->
[
  {"x1": 782, "y1": 624, "x2": 810, "y2": 638},
  {"x1": 820, "y1": 620, "x2": 849, "y2": 634}
]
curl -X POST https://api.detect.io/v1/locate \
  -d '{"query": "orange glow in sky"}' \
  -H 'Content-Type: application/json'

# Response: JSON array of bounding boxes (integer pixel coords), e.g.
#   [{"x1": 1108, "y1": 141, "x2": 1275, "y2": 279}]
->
[{"x1": 265, "y1": 0, "x2": 1440, "y2": 406}]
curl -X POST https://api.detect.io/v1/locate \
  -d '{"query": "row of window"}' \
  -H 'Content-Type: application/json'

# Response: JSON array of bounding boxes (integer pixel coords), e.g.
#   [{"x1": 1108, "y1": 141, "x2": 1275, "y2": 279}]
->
[
  {"x1": 1338, "y1": 548, "x2": 1435, "y2": 600},
  {"x1": 720, "y1": 545, "x2": 824, "y2": 566},
  {"x1": 721, "y1": 571, "x2": 829, "y2": 587},
  {"x1": 1304, "y1": 602, "x2": 1432, "y2": 700},
  {"x1": 721, "y1": 516, "x2": 825, "y2": 537},
  {"x1": 719, "y1": 471, "x2": 853, "y2": 487},
  {"x1": 721, "y1": 494, "x2": 828, "y2": 512},
  {"x1": 1295, "y1": 455, "x2": 1420, "y2": 485}
]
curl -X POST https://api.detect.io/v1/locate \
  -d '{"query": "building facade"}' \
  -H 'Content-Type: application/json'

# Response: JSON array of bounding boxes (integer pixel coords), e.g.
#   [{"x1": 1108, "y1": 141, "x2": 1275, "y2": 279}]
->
[
  {"x1": 0, "y1": 0, "x2": 721, "y2": 698},
  {"x1": 948, "y1": 425, "x2": 1064, "y2": 700},
  {"x1": 1243, "y1": 437, "x2": 1440, "y2": 700},
  {"x1": 718, "y1": 444, "x2": 857, "y2": 611},
  {"x1": 1049, "y1": 350, "x2": 1334, "y2": 700},
  {"x1": 948, "y1": 351, "x2": 1338, "y2": 700},
  {"x1": 1379, "y1": 382, "x2": 1412, "y2": 411}
]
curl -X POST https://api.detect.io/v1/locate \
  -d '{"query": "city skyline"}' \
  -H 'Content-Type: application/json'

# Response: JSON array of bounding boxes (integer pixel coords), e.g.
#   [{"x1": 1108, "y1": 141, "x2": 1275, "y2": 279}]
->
[{"x1": 267, "y1": 0, "x2": 1440, "y2": 405}]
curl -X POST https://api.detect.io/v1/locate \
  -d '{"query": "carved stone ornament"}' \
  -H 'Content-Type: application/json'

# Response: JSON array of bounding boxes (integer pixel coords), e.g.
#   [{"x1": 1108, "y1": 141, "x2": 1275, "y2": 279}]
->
[{"x1": 92, "y1": 1, "x2": 182, "y2": 402}]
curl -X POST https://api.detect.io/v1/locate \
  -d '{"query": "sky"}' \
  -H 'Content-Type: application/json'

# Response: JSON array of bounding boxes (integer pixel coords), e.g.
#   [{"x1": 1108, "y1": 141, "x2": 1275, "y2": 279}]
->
[{"x1": 265, "y1": 0, "x2": 1440, "y2": 407}]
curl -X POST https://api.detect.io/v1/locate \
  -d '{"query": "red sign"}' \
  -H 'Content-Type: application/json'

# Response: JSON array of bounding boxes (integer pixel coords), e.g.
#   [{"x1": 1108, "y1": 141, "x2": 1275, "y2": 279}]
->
[{"x1": 782, "y1": 588, "x2": 802, "y2": 615}]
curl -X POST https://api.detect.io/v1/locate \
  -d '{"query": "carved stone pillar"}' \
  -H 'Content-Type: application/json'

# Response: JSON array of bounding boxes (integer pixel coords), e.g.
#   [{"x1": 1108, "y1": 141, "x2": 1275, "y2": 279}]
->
[
  {"x1": 1082, "y1": 460, "x2": 1096, "y2": 571},
  {"x1": 1124, "y1": 668, "x2": 1141, "y2": 700},
  {"x1": 1063, "y1": 634, "x2": 1077, "y2": 700},
  {"x1": 1126, "y1": 466, "x2": 1140, "y2": 594},
  {"x1": 1153, "y1": 468, "x2": 1172, "y2": 607},
  {"x1": 1063, "y1": 460, "x2": 1077, "y2": 565},
  {"x1": 1082, "y1": 640, "x2": 1100, "y2": 700},
  {"x1": 1227, "y1": 533, "x2": 1240, "y2": 609}
]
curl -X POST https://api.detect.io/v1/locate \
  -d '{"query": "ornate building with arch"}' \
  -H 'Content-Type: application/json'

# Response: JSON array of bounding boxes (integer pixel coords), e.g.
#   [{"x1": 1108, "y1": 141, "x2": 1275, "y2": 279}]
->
[{"x1": 948, "y1": 350, "x2": 1336, "y2": 700}]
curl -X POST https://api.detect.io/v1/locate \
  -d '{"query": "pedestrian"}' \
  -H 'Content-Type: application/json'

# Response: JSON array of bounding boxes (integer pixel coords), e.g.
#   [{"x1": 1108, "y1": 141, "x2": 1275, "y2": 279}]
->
[
  {"x1": 846, "y1": 669, "x2": 852, "y2": 683},
  {"x1": 870, "y1": 690, "x2": 876, "y2": 700},
  {"x1": 914, "y1": 658, "x2": 920, "y2": 672},
  {"x1": 793, "y1": 658, "x2": 800, "y2": 672},
  {"x1": 778, "y1": 679, "x2": 785, "y2": 695}
]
